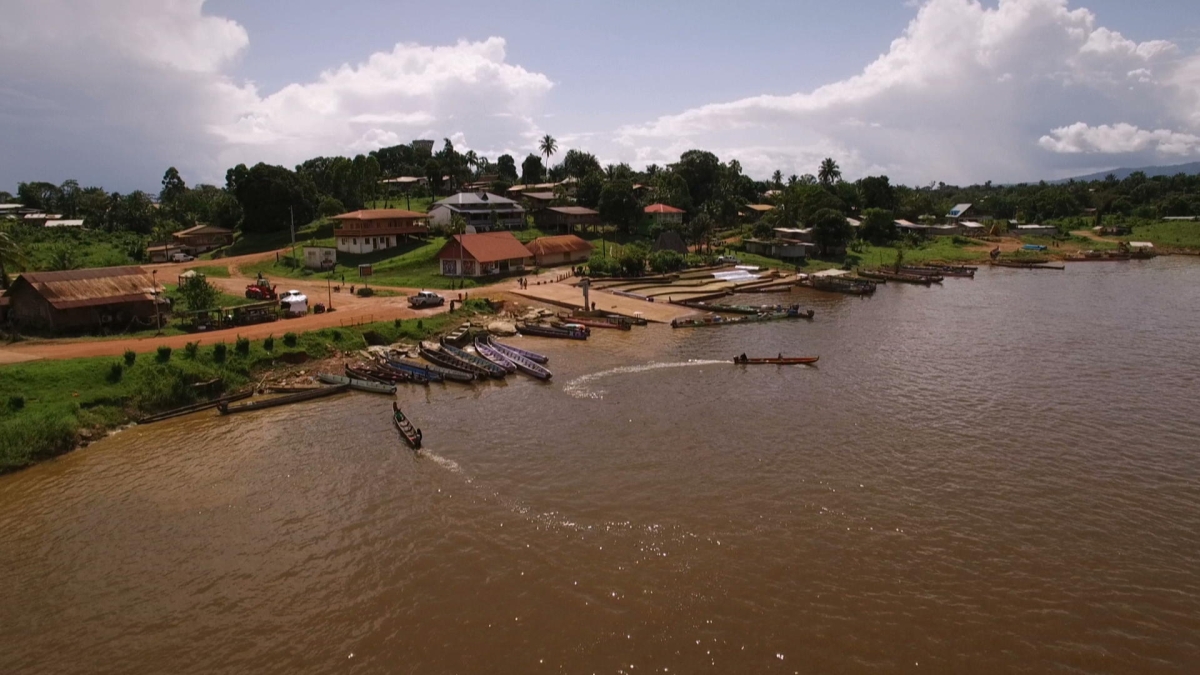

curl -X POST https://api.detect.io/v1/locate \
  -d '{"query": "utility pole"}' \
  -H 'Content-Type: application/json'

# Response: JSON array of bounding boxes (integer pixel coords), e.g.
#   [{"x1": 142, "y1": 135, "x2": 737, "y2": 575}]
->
[
  {"x1": 152, "y1": 269, "x2": 162, "y2": 335},
  {"x1": 289, "y1": 206, "x2": 297, "y2": 269}
]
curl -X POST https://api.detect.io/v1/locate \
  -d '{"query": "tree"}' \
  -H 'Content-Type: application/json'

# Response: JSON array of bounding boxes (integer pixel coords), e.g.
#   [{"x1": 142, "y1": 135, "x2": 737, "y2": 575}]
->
[
  {"x1": 496, "y1": 154, "x2": 518, "y2": 181},
  {"x1": 650, "y1": 170, "x2": 693, "y2": 213},
  {"x1": 46, "y1": 242, "x2": 80, "y2": 271},
  {"x1": 160, "y1": 167, "x2": 187, "y2": 205},
  {"x1": 177, "y1": 274, "x2": 221, "y2": 311},
  {"x1": 687, "y1": 212, "x2": 715, "y2": 250},
  {"x1": 561, "y1": 149, "x2": 601, "y2": 179},
  {"x1": 859, "y1": 208, "x2": 897, "y2": 245},
  {"x1": 0, "y1": 229, "x2": 24, "y2": 289},
  {"x1": 538, "y1": 135, "x2": 558, "y2": 181},
  {"x1": 521, "y1": 154, "x2": 545, "y2": 185},
  {"x1": 576, "y1": 171, "x2": 604, "y2": 209},
  {"x1": 771, "y1": 170, "x2": 783, "y2": 190},
  {"x1": 17, "y1": 182, "x2": 62, "y2": 212},
  {"x1": 617, "y1": 242, "x2": 649, "y2": 276},
  {"x1": 818, "y1": 158, "x2": 841, "y2": 187},
  {"x1": 857, "y1": 175, "x2": 896, "y2": 210},
  {"x1": 671, "y1": 150, "x2": 722, "y2": 208},
  {"x1": 648, "y1": 250, "x2": 685, "y2": 273},
  {"x1": 424, "y1": 159, "x2": 444, "y2": 194},
  {"x1": 318, "y1": 196, "x2": 346, "y2": 218},
  {"x1": 811, "y1": 208, "x2": 853, "y2": 256},
  {"x1": 227, "y1": 163, "x2": 318, "y2": 234},
  {"x1": 598, "y1": 179, "x2": 642, "y2": 234}
]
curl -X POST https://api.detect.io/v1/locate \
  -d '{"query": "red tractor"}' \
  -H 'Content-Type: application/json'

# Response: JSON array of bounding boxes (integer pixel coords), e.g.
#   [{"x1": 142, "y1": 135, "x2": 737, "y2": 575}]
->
[{"x1": 244, "y1": 278, "x2": 278, "y2": 301}]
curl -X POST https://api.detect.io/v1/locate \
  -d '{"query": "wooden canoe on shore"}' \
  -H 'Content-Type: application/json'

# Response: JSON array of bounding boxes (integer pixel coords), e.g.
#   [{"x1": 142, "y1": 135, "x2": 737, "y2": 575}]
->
[
  {"x1": 138, "y1": 391, "x2": 253, "y2": 424},
  {"x1": 419, "y1": 343, "x2": 495, "y2": 379},
  {"x1": 989, "y1": 260, "x2": 1066, "y2": 270},
  {"x1": 671, "y1": 306, "x2": 813, "y2": 328},
  {"x1": 485, "y1": 336, "x2": 553, "y2": 380},
  {"x1": 517, "y1": 323, "x2": 589, "y2": 340},
  {"x1": 807, "y1": 276, "x2": 877, "y2": 295},
  {"x1": 392, "y1": 402, "x2": 422, "y2": 450},
  {"x1": 438, "y1": 341, "x2": 508, "y2": 379},
  {"x1": 859, "y1": 269, "x2": 942, "y2": 284},
  {"x1": 486, "y1": 337, "x2": 549, "y2": 364},
  {"x1": 317, "y1": 372, "x2": 397, "y2": 395},
  {"x1": 218, "y1": 384, "x2": 349, "y2": 414},
  {"x1": 346, "y1": 363, "x2": 426, "y2": 385},
  {"x1": 733, "y1": 356, "x2": 819, "y2": 365},
  {"x1": 899, "y1": 265, "x2": 975, "y2": 278},
  {"x1": 473, "y1": 337, "x2": 517, "y2": 373},
  {"x1": 555, "y1": 313, "x2": 632, "y2": 330}
]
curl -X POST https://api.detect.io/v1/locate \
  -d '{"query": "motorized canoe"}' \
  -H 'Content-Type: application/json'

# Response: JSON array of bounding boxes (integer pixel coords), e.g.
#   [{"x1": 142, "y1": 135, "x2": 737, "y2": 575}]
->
[
  {"x1": 988, "y1": 260, "x2": 1065, "y2": 270},
  {"x1": 555, "y1": 313, "x2": 632, "y2": 330},
  {"x1": 317, "y1": 372, "x2": 397, "y2": 395},
  {"x1": 899, "y1": 266, "x2": 975, "y2": 278},
  {"x1": 217, "y1": 384, "x2": 349, "y2": 414},
  {"x1": 486, "y1": 337, "x2": 549, "y2": 364},
  {"x1": 473, "y1": 337, "x2": 517, "y2": 373},
  {"x1": 392, "y1": 402, "x2": 422, "y2": 450},
  {"x1": 808, "y1": 276, "x2": 877, "y2": 295},
  {"x1": 437, "y1": 341, "x2": 508, "y2": 379},
  {"x1": 517, "y1": 323, "x2": 589, "y2": 340},
  {"x1": 733, "y1": 355, "x2": 819, "y2": 365},
  {"x1": 670, "y1": 306, "x2": 814, "y2": 328},
  {"x1": 858, "y1": 269, "x2": 941, "y2": 285},
  {"x1": 485, "y1": 336, "x2": 552, "y2": 380}
]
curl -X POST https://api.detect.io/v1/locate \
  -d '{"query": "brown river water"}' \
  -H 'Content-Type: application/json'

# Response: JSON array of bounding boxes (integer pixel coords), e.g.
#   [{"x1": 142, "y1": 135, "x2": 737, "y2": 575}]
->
[{"x1": 3, "y1": 258, "x2": 1199, "y2": 674}]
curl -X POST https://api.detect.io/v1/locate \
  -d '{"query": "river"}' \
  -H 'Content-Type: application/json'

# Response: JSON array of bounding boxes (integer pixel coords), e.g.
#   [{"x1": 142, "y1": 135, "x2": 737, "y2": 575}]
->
[{"x1": 3, "y1": 258, "x2": 1199, "y2": 674}]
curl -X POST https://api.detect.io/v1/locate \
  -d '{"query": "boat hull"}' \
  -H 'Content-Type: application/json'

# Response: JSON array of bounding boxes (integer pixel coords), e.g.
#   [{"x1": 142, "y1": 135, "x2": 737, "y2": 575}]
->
[
  {"x1": 218, "y1": 384, "x2": 348, "y2": 414},
  {"x1": 392, "y1": 402, "x2": 422, "y2": 450}
]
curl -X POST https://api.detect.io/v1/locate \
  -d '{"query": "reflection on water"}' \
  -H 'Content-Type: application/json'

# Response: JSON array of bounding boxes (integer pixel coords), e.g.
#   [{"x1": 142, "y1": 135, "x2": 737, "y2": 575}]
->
[{"x1": 2, "y1": 259, "x2": 1200, "y2": 674}]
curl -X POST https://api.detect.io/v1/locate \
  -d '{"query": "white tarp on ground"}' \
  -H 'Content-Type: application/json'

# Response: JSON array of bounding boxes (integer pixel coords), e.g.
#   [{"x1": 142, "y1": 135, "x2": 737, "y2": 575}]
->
[{"x1": 712, "y1": 269, "x2": 762, "y2": 282}]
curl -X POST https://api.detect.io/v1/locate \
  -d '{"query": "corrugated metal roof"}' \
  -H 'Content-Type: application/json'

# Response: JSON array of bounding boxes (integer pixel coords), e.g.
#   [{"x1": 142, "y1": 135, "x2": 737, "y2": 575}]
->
[
  {"x1": 437, "y1": 232, "x2": 533, "y2": 264},
  {"x1": 14, "y1": 266, "x2": 158, "y2": 310},
  {"x1": 947, "y1": 203, "x2": 972, "y2": 217},
  {"x1": 175, "y1": 223, "x2": 234, "y2": 235},
  {"x1": 745, "y1": 204, "x2": 775, "y2": 211},
  {"x1": 435, "y1": 192, "x2": 520, "y2": 207},
  {"x1": 525, "y1": 235, "x2": 594, "y2": 257},
  {"x1": 330, "y1": 209, "x2": 427, "y2": 220},
  {"x1": 645, "y1": 203, "x2": 684, "y2": 214},
  {"x1": 547, "y1": 206, "x2": 599, "y2": 216}
]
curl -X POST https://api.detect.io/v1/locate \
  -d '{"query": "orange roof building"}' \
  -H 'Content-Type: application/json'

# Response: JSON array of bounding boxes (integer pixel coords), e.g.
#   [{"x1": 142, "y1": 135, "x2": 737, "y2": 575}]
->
[
  {"x1": 645, "y1": 203, "x2": 684, "y2": 227},
  {"x1": 525, "y1": 234, "x2": 594, "y2": 266},
  {"x1": 436, "y1": 232, "x2": 533, "y2": 277},
  {"x1": 330, "y1": 209, "x2": 429, "y2": 255}
]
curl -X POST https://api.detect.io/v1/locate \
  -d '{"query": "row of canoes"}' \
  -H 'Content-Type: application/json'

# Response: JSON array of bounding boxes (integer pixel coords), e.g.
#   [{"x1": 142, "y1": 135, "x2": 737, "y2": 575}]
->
[
  {"x1": 858, "y1": 268, "x2": 944, "y2": 285},
  {"x1": 671, "y1": 305, "x2": 815, "y2": 328}
]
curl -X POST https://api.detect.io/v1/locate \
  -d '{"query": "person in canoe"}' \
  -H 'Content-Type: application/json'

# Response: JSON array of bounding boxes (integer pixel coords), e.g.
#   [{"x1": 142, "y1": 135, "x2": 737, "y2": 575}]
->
[{"x1": 737, "y1": 353, "x2": 748, "y2": 363}]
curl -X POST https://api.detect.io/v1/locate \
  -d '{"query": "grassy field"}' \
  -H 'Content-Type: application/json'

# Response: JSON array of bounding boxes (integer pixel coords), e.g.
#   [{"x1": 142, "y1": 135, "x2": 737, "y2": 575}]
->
[
  {"x1": 366, "y1": 196, "x2": 435, "y2": 212},
  {"x1": 208, "y1": 219, "x2": 338, "y2": 258},
  {"x1": 1125, "y1": 221, "x2": 1200, "y2": 249},
  {"x1": 0, "y1": 303, "x2": 489, "y2": 473}
]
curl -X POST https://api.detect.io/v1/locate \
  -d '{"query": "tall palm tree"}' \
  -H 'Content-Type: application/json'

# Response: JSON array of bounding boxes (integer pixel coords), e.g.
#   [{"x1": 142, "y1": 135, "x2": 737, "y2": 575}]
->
[
  {"x1": 818, "y1": 158, "x2": 841, "y2": 187},
  {"x1": 539, "y1": 134, "x2": 558, "y2": 182},
  {"x1": 464, "y1": 151, "x2": 479, "y2": 179},
  {"x1": 771, "y1": 170, "x2": 783, "y2": 190},
  {"x1": 0, "y1": 229, "x2": 24, "y2": 289}
]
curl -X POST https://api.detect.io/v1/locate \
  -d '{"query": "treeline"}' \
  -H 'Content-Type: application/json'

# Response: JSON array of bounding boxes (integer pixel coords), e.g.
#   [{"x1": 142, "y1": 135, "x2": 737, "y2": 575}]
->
[{"x1": 5, "y1": 139, "x2": 1200, "y2": 247}]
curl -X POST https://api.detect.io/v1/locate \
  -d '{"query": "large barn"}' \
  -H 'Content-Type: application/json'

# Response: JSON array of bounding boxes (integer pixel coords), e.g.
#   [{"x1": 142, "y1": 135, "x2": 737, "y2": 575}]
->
[{"x1": 2, "y1": 267, "x2": 164, "y2": 333}]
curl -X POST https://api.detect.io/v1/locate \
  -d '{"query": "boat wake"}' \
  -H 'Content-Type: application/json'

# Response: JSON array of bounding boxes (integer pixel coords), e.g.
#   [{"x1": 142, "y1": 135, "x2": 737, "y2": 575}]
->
[
  {"x1": 418, "y1": 449, "x2": 462, "y2": 474},
  {"x1": 562, "y1": 359, "x2": 728, "y2": 399}
]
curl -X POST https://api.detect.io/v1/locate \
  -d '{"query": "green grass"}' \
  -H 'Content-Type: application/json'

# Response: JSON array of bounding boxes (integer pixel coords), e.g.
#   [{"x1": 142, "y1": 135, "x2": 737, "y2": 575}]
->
[
  {"x1": 849, "y1": 237, "x2": 993, "y2": 268},
  {"x1": 366, "y1": 196, "x2": 434, "y2": 213},
  {"x1": 207, "y1": 219, "x2": 337, "y2": 259},
  {"x1": 240, "y1": 237, "x2": 486, "y2": 290},
  {"x1": 1124, "y1": 221, "x2": 1200, "y2": 249},
  {"x1": 0, "y1": 305, "x2": 490, "y2": 473}
]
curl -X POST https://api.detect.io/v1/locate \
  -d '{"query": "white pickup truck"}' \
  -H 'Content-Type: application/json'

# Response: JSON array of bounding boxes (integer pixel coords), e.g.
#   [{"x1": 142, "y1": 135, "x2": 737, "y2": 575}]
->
[
  {"x1": 170, "y1": 252, "x2": 195, "y2": 262},
  {"x1": 407, "y1": 290, "x2": 445, "y2": 308}
]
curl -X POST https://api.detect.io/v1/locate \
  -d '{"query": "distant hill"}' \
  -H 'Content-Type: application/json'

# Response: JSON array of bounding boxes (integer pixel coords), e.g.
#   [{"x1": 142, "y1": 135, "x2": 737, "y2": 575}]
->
[{"x1": 1058, "y1": 161, "x2": 1200, "y2": 183}]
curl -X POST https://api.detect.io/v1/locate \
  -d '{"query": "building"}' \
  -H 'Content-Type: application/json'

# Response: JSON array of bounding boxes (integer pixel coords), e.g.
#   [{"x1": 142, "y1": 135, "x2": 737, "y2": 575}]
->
[
  {"x1": 146, "y1": 243, "x2": 189, "y2": 263},
  {"x1": 520, "y1": 191, "x2": 557, "y2": 211},
  {"x1": 525, "y1": 235, "x2": 594, "y2": 267},
  {"x1": 23, "y1": 213, "x2": 62, "y2": 227},
  {"x1": 645, "y1": 203, "x2": 684, "y2": 229},
  {"x1": 773, "y1": 227, "x2": 813, "y2": 242},
  {"x1": 428, "y1": 192, "x2": 526, "y2": 231},
  {"x1": 303, "y1": 246, "x2": 337, "y2": 270},
  {"x1": 436, "y1": 232, "x2": 533, "y2": 277},
  {"x1": 960, "y1": 220, "x2": 987, "y2": 235},
  {"x1": 44, "y1": 219, "x2": 85, "y2": 228},
  {"x1": 651, "y1": 230, "x2": 688, "y2": 254},
  {"x1": 1014, "y1": 224, "x2": 1057, "y2": 238},
  {"x1": 1, "y1": 266, "x2": 164, "y2": 333},
  {"x1": 743, "y1": 239, "x2": 809, "y2": 261},
  {"x1": 533, "y1": 206, "x2": 601, "y2": 233},
  {"x1": 172, "y1": 224, "x2": 234, "y2": 253},
  {"x1": 330, "y1": 208, "x2": 429, "y2": 255},
  {"x1": 946, "y1": 203, "x2": 988, "y2": 223},
  {"x1": 412, "y1": 139, "x2": 435, "y2": 154},
  {"x1": 743, "y1": 204, "x2": 775, "y2": 221}
]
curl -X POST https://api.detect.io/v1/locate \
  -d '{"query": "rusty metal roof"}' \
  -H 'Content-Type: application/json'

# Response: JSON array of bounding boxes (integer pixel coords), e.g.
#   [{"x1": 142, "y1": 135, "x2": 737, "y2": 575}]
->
[
  {"x1": 437, "y1": 232, "x2": 533, "y2": 264},
  {"x1": 13, "y1": 266, "x2": 158, "y2": 310},
  {"x1": 330, "y1": 209, "x2": 427, "y2": 221},
  {"x1": 525, "y1": 235, "x2": 594, "y2": 257}
]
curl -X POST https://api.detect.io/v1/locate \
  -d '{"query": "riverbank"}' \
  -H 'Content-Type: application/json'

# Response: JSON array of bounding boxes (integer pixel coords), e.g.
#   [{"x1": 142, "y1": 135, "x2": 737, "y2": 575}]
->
[{"x1": 0, "y1": 301, "x2": 495, "y2": 474}]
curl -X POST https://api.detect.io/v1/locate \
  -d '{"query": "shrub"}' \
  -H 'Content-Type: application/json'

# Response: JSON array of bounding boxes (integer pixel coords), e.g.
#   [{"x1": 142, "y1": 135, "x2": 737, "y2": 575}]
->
[
  {"x1": 394, "y1": 319, "x2": 402, "y2": 328},
  {"x1": 107, "y1": 362, "x2": 124, "y2": 383},
  {"x1": 587, "y1": 253, "x2": 621, "y2": 276},
  {"x1": 356, "y1": 286, "x2": 375, "y2": 297},
  {"x1": 235, "y1": 336, "x2": 250, "y2": 355},
  {"x1": 213, "y1": 342, "x2": 227, "y2": 363},
  {"x1": 330, "y1": 329, "x2": 342, "y2": 341},
  {"x1": 263, "y1": 335, "x2": 274, "y2": 352},
  {"x1": 648, "y1": 250, "x2": 686, "y2": 273},
  {"x1": 283, "y1": 332, "x2": 298, "y2": 347},
  {"x1": 416, "y1": 320, "x2": 424, "y2": 330},
  {"x1": 8, "y1": 395, "x2": 25, "y2": 411},
  {"x1": 123, "y1": 349, "x2": 137, "y2": 366},
  {"x1": 156, "y1": 345, "x2": 172, "y2": 363},
  {"x1": 184, "y1": 341, "x2": 199, "y2": 358}
]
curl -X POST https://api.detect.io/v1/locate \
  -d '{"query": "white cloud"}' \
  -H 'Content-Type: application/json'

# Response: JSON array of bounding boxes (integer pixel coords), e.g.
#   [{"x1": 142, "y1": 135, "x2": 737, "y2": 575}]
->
[
  {"x1": 0, "y1": 2, "x2": 552, "y2": 190},
  {"x1": 611, "y1": 0, "x2": 1200, "y2": 182},
  {"x1": 1039, "y1": 123, "x2": 1200, "y2": 155}
]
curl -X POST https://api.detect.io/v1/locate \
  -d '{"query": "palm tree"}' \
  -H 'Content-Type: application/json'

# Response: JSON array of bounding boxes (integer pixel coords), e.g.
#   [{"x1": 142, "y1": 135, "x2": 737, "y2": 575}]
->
[
  {"x1": 538, "y1": 134, "x2": 557, "y2": 182},
  {"x1": 818, "y1": 158, "x2": 841, "y2": 187},
  {"x1": 771, "y1": 170, "x2": 783, "y2": 190},
  {"x1": 464, "y1": 150, "x2": 479, "y2": 179},
  {"x1": 0, "y1": 229, "x2": 25, "y2": 289}
]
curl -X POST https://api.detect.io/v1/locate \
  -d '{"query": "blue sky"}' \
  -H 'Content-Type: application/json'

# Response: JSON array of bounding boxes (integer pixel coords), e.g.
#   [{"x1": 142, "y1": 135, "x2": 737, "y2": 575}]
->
[{"x1": 2, "y1": 0, "x2": 1199, "y2": 192}]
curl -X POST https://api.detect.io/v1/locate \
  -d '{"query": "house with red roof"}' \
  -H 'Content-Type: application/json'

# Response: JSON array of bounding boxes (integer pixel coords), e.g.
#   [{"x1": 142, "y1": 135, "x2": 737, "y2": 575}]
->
[
  {"x1": 644, "y1": 203, "x2": 684, "y2": 229},
  {"x1": 436, "y1": 232, "x2": 533, "y2": 277},
  {"x1": 330, "y1": 209, "x2": 429, "y2": 254}
]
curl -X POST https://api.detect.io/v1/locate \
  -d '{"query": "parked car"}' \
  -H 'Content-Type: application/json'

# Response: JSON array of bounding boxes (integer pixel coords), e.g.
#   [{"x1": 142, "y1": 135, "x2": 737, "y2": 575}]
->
[
  {"x1": 170, "y1": 252, "x2": 195, "y2": 262},
  {"x1": 408, "y1": 290, "x2": 445, "y2": 308},
  {"x1": 717, "y1": 255, "x2": 739, "y2": 264}
]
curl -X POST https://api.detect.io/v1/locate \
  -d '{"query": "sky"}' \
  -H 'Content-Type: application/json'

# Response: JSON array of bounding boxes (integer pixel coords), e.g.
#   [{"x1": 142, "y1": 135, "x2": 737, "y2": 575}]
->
[{"x1": 1, "y1": 0, "x2": 1198, "y2": 193}]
